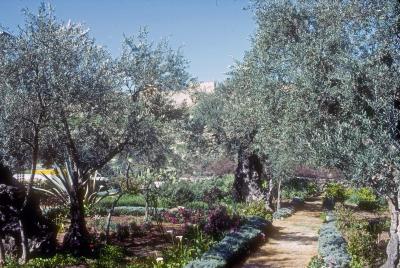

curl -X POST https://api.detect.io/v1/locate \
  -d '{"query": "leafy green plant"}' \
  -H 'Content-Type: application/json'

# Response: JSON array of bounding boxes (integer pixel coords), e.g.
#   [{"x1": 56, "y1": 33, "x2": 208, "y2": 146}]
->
[
  {"x1": 160, "y1": 175, "x2": 235, "y2": 209},
  {"x1": 307, "y1": 256, "x2": 326, "y2": 268},
  {"x1": 334, "y1": 204, "x2": 387, "y2": 267},
  {"x1": 42, "y1": 206, "x2": 69, "y2": 233},
  {"x1": 320, "y1": 211, "x2": 328, "y2": 223},
  {"x1": 185, "y1": 201, "x2": 209, "y2": 210},
  {"x1": 334, "y1": 204, "x2": 356, "y2": 231},
  {"x1": 345, "y1": 187, "x2": 378, "y2": 211},
  {"x1": 323, "y1": 183, "x2": 346, "y2": 203},
  {"x1": 92, "y1": 245, "x2": 125, "y2": 268},
  {"x1": 161, "y1": 181, "x2": 196, "y2": 208},
  {"x1": 161, "y1": 227, "x2": 214, "y2": 267},
  {"x1": 237, "y1": 201, "x2": 273, "y2": 221},
  {"x1": 36, "y1": 162, "x2": 117, "y2": 213},
  {"x1": 282, "y1": 178, "x2": 319, "y2": 200},
  {"x1": 4, "y1": 254, "x2": 82, "y2": 268},
  {"x1": 97, "y1": 194, "x2": 146, "y2": 209},
  {"x1": 346, "y1": 227, "x2": 378, "y2": 267}
]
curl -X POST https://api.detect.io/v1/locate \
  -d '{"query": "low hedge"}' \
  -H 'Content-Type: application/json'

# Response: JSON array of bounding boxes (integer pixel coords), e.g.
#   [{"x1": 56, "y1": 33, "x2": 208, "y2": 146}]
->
[
  {"x1": 273, "y1": 207, "x2": 295, "y2": 219},
  {"x1": 93, "y1": 206, "x2": 166, "y2": 216},
  {"x1": 318, "y1": 212, "x2": 351, "y2": 268},
  {"x1": 184, "y1": 216, "x2": 271, "y2": 268},
  {"x1": 97, "y1": 194, "x2": 146, "y2": 208}
]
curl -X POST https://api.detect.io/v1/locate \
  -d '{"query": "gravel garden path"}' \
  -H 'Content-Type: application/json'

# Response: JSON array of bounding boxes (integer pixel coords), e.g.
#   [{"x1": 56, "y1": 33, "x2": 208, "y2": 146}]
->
[{"x1": 237, "y1": 199, "x2": 323, "y2": 268}]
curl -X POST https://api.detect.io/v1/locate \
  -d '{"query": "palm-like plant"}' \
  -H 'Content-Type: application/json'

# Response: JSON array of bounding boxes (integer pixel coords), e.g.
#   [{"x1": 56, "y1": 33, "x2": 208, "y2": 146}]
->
[{"x1": 36, "y1": 160, "x2": 118, "y2": 209}]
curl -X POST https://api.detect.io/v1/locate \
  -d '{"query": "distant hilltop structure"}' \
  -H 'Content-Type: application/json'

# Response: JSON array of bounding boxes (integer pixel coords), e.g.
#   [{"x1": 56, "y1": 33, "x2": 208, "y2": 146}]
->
[{"x1": 170, "y1": 81, "x2": 215, "y2": 107}]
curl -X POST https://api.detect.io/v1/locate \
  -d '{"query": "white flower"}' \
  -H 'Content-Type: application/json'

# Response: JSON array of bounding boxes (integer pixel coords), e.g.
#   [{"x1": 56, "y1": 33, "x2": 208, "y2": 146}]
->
[
  {"x1": 175, "y1": 235, "x2": 183, "y2": 242},
  {"x1": 156, "y1": 257, "x2": 164, "y2": 263}
]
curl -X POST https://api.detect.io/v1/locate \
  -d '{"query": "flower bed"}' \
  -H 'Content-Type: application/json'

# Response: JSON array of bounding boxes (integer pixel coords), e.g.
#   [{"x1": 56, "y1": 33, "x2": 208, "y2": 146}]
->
[{"x1": 184, "y1": 216, "x2": 271, "y2": 268}]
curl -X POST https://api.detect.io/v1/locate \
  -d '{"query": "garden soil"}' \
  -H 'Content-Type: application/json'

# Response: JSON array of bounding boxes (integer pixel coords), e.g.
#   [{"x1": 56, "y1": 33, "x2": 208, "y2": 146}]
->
[{"x1": 237, "y1": 199, "x2": 323, "y2": 268}]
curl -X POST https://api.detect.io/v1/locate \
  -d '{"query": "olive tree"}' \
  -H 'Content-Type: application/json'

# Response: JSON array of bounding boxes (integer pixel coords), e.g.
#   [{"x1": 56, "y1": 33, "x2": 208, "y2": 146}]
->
[
  {"x1": 188, "y1": 63, "x2": 268, "y2": 204},
  {"x1": 0, "y1": 5, "x2": 191, "y2": 255},
  {"x1": 249, "y1": 0, "x2": 400, "y2": 266}
]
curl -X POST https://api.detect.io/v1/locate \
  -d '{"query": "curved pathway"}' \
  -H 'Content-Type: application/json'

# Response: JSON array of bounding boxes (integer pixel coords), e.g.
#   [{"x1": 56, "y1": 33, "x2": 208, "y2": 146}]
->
[{"x1": 237, "y1": 199, "x2": 323, "y2": 268}]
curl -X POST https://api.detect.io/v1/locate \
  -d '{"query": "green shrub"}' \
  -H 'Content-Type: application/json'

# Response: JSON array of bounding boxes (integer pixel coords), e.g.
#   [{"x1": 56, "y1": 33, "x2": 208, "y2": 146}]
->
[
  {"x1": 282, "y1": 178, "x2": 319, "y2": 200},
  {"x1": 92, "y1": 245, "x2": 125, "y2": 268},
  {"x1": 97, "y1": 194, "x2": 146, "y2": 209},
  {"x1": 186, "y1": 201, "x2": 209, "y2": 210},
  {"x1": 94, "y1": 206, "x2": 166, "y2": 216},
  {"x1": 334, "y1": 204, "x2": 356, "y2": 231},
  {"x1": 282, "y1": 189, "x2": 307, "y2": 200},
  {"x1": 307, "y1": 256, "x2": 326, "y2": 268},
  {"x1": 237, "y1": 201, "x2": 273, "y2": 221},
  {"x1": 161, "y1": 182, "x2": 196, "y2": 207},
  {"x1": 320, "y1": 211, "x2": 328, "y2": 223},
  {"x1": 42, "y1": 206, "x2": 69, "y2": 233},
  {"x1": 162, "y1": 225, "x2": 214, "y2": 267},
  {"x1": 323, "y1": 183, "x2": 346, "y2": 203},
  {"x1": 345, "y1": 187, "x2": 378, "y2": 211},
  {"x1": 19, "y1": 254, "x2": 84, "y2": 268},
  {"x1": 346, "y1": 227, "x2": 378, "y2": 267},
  {"x1": 334, "y1": 204, "x2": 386, "y2": 267},
  {"x1": 161, "y1": 175, "x2": 235, "y2": 209},
  {"x1": 335, "y1": 205, "x2": 390, "y2": 267}
]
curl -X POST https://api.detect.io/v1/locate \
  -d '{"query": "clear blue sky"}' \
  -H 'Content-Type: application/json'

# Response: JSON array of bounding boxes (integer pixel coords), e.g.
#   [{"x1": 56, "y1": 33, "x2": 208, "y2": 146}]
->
[{"x1": 0, "y1": 0, "x2": 255, "y2": 82}]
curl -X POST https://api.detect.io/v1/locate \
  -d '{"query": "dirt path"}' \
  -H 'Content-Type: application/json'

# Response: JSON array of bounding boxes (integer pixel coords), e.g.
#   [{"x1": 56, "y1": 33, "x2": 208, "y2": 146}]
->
[{"x1": 237, "y1": 199, "x2": 323, "y2": 268}]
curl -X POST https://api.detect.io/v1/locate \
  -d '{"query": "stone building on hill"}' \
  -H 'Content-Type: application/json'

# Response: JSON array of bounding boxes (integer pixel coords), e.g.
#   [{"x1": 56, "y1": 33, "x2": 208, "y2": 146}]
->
[{"x1": 170, "y1": 81, "x2": 215, "y2": 107}]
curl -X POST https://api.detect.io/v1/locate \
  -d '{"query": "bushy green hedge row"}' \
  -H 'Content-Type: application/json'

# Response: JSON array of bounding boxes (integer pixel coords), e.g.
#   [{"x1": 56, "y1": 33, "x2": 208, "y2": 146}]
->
[
  {"x1": 184, "y1": 217, "x2": 271, "y2": 268},
  {"x1": 97, "y1": 194, "x2": 146, "y2": 208},
  {"x1": 318, "y1": 212, "x2": 351, "y2": 268},
  {"x1": 43, "y1": 205, "x2": 166, "y2": 220},
  {"x1": 160, "y1": 175, "x2": 234, "y2": 208},
  {"x1": 91, "y1": 206, "x2": 166, "y2": 217}
]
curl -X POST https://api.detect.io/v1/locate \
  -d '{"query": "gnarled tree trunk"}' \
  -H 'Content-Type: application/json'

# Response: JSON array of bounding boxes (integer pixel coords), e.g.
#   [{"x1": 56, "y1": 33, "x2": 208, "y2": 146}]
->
[
  {"x1": 63, "y1": 173, "x2": 90, "y2": 255},
  {"x1": 262, "y1": 157, "x2": 274, "y2": 211},
  {"x1": 276, "y1": 178, "x2": 282, "y2": 210},
  {"x1": 233, "y1": 148, "x2": 264, "y2": 202},
  {"x1": 385, "y1": 196, "x2": 400, "y2": 268},
  {"x1": 265, "y1": 177, "x2": 275, "y2": 211},
  {"x1": 0, "y1": 235, "x2": 5, "y2": 266}
]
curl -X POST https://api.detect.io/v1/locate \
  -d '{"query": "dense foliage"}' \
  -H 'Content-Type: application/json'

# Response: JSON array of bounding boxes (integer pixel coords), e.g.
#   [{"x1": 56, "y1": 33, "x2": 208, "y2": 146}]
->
[{"x1": 335, "y1": 204, "x2": 388, "y2": 267}]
